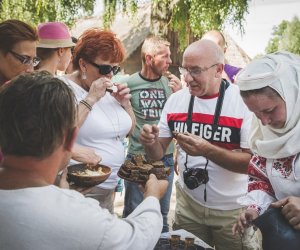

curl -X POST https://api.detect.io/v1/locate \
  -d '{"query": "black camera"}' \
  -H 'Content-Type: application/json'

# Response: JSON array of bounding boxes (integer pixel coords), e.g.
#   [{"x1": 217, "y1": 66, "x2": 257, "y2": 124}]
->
[{"x1": 183, "y1": 168, "x2": 209, "y2": 190}]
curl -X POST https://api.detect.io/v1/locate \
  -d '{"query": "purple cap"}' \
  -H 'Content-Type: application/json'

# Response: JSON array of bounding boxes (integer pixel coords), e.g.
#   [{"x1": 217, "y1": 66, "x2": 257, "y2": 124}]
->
[{"x1": 224, "y1": 64, "x2": 241, "y2": 83}]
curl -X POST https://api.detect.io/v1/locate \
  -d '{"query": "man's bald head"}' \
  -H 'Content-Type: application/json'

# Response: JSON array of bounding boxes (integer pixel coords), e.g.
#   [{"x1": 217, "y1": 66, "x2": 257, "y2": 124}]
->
[
  {"x1": 181, "y1": 39, "x2": 224, "y2": 97},
  {"x1": 201, "y1": 30, "x2": 226, "y2": 52},
  {"x1": 183, "y1": 39, "x2": 224, "y2": 65}
]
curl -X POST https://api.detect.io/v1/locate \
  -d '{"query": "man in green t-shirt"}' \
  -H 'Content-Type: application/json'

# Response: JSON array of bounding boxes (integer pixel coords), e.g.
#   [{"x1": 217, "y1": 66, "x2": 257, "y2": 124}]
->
[{"x1": 122, "y1": 36, "x2": 181, "y2": 232}]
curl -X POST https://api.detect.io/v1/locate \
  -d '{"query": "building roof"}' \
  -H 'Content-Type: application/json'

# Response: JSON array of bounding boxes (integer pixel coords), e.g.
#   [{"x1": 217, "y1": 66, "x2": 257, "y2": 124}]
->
[
  {"x1": 71, "y1": 4, "x2": 251, "y2": 67},
  {"x1": 71, "y1": 4, "x2": 151, "y2": 59},
  {"x1": 224, "y1": 33, "x2": 251, "y2": 67}
]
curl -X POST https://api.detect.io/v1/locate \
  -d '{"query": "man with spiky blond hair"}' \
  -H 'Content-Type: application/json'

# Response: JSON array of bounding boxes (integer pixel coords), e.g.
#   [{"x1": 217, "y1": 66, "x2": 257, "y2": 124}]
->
[{"x1": 122, "y1": 36, "x2": 182, "y2": 232}]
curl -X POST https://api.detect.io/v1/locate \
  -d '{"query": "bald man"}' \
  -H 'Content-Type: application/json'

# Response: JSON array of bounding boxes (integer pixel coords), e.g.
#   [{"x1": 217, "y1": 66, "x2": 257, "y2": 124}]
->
[
  {"x1": 202, "y1": 30, "x2": 241, "y2": 83},
  {"x1": 139, "y1": 40, "x2": 261, "y2": 249}
]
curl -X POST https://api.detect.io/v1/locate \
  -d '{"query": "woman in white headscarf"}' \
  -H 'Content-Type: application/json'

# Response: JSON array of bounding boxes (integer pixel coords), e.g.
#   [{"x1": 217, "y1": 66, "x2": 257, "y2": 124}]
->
[{"x1": 232, "y1": 51, "x2": 300, "y2": 234}]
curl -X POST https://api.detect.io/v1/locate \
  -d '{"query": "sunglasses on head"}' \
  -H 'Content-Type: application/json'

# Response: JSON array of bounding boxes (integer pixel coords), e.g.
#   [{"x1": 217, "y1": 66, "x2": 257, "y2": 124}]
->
[{"x1": 88, "y1": 61, "x2": 120, "y2": 75}]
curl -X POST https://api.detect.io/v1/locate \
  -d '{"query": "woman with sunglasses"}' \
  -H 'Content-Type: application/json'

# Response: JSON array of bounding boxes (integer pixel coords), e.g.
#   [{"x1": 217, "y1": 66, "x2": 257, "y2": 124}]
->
[
  {"x1": 0, "y1": 19, "x2": 39, "y2": 86},
  {"x1": 0, "y1": 19, "x2": 39, "y2": 163},
  {"x1": 60, "y1": 28, "x2": 135, "y2": 213}
]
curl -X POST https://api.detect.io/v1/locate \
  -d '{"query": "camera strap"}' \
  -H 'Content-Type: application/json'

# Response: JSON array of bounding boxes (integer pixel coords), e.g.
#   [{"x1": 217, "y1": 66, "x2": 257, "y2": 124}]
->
[{"x1": 184, "y1": 79, "x2": 229, "y2": 201}]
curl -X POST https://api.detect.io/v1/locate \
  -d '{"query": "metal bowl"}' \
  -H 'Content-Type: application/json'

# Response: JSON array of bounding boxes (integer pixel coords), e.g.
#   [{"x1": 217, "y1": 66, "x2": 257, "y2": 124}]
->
[{"x1": 67, "y1": 163, "x2": 112, "y2": 187}]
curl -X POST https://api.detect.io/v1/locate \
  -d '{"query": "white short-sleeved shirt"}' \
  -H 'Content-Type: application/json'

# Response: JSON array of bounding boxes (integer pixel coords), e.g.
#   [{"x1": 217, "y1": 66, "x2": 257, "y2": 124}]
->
[
  {"x1": 159, "y1": 84, "x2": 252, "y2": 210},
  {"x1": 0, "y1": 186, "x2": 162, "y2": 250},
  {"x1": 60, "y1": 77, "x2": 132, "y2": 189}
]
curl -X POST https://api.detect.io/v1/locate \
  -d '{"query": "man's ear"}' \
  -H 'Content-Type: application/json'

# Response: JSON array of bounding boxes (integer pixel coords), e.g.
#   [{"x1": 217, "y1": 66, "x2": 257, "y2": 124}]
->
[
  {"x1": 64, "y1": 127, "x2": 79, "y2": 152},
  {"x1": 145, "y1": 54, "x2": 153, "y2": 65},
  {"x1": 215, "y1": 63, "x2": 224, "y2": 78}
]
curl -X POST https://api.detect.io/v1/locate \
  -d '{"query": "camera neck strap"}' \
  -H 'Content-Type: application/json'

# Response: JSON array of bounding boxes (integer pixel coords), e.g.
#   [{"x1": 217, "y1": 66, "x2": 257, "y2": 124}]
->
[
  {"x1": 185, "y1": 78, "x2": 229, "y2": 138},
  {"x1": 184, "y1": 79, "x2": 229, "y2": 201},
  {"x1": 186, "y1": 79, "x2": 229, "y2": 136}
]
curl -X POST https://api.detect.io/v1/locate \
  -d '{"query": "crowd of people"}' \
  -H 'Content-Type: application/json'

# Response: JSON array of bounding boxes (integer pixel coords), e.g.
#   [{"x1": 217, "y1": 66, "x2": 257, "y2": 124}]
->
[{"x1": 0, "y1": 18, "x2": 300, "y2": 250}]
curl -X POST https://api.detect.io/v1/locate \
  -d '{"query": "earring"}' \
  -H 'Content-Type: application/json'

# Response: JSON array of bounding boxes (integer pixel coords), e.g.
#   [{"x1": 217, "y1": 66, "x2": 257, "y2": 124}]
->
[{"x1": 82, "y1": 72, "x2": 87, "y2": 80}]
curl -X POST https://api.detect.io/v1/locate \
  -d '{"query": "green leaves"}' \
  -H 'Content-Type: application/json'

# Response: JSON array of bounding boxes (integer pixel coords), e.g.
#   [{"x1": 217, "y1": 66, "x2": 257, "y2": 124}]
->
[
  {"x1": 103, "y1": 0, "x2": 138, "y2": 28},
  {"x1": 0, "y1": 0, "x2": 94, "y2": 26},
  {"x1": 266, "y1": 17, "x2": 300, "y2": 55},
  {"x1": 0, "y1": 0, "x2": 249, "y2": 54},
  {"x1": 103, "y1": 0, "x2": 248, "y2": 51}
]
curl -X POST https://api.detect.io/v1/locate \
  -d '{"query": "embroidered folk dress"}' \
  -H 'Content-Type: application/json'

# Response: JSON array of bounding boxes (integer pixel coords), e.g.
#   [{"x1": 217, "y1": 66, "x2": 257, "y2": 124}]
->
[
  {"x1": 238, "y1": 153, "x2": 300, "y2": 215},
  {"x1": 236, "y1": 52, "x2": 300, "y2": 215}
]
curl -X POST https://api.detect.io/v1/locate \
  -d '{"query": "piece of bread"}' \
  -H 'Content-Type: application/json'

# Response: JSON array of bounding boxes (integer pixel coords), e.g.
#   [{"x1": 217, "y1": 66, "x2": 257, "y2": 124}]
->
[
  {"x1": 118, "y1": 154, "x2": 170, "y2": 183},
  {"x1": 106, "y1": 85, "x2": 118, "y2": 93},
  {"x1": 132, "y1": 154, "x2": 146, "y2": 165}
]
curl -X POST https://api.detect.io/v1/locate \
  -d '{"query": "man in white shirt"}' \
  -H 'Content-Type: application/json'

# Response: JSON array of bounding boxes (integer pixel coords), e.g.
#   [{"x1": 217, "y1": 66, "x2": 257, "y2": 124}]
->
[
  {"x1": 0, "y1": 71, "x2": 168, "y2": 250},
  {"x1": 139, "y1": 40, "x2": 261, "y2": 249}
]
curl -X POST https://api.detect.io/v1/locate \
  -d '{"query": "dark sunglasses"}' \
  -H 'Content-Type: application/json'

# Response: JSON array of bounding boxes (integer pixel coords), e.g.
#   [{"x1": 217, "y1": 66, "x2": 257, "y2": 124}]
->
[
  {"x1": 9, "y1": 50, "x2": 41, "y2": 67},
  {"x1": 88, "y1": 61, "x2": 120, "y2": 75}
]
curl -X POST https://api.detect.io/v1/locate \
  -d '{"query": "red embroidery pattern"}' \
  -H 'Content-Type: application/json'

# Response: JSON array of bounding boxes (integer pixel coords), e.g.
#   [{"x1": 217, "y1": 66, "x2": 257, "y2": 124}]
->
[
  {"x1": 247, "y1": 154, "x2": 275, "y2": 197},
  {"x1": 272, "y1": 156, "x2": 295, "y2": 178}
]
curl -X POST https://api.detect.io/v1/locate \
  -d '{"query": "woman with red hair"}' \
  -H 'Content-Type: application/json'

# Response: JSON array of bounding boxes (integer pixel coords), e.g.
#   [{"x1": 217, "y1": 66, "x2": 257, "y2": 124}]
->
[{"x1": 60, "y1": 28, "x2": 135, "y2": 213}]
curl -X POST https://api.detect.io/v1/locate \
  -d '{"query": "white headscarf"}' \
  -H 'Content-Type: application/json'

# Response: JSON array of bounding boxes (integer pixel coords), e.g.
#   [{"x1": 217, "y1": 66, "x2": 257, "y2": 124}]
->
[{"x1": 236, "y1": 51, "x2": 300, "y2": 159}]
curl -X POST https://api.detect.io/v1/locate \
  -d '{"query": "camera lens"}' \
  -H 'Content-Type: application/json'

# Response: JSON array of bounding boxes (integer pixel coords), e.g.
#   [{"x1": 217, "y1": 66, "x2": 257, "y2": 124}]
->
[{"x1": 185, "y1": 176, "x2": 200, "y2": 190}]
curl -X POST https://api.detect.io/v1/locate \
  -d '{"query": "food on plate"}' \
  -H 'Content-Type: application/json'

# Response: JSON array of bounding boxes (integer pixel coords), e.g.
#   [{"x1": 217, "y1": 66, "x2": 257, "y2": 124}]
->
[
  {"x1": 118, "y1": 154, "x2": 170, "y2": 183},
  {"x1": 72, "y1": 167, "x2": 105, "y2": 177},
  {"x1": 67, "y1": 164, "x2": 112, "y2": 187}
]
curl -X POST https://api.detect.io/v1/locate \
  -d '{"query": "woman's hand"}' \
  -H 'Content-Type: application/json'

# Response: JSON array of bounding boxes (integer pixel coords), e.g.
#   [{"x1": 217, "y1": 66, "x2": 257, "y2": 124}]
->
[
  {"x1": 85, "y1": 77, "x2": 113, "y2": 105},
  {"x1": 232, "y1": 209, "x2": 258, "y2": 236},
  {"x1": 71, "y1": 144, "x2": 102, "y2": 166},
  {"x1": 272, "y1": 196, "x2": 300, "y2": 230},
  {"x1": 111, "y1": 82, "x2": 132, "y2": 108}
]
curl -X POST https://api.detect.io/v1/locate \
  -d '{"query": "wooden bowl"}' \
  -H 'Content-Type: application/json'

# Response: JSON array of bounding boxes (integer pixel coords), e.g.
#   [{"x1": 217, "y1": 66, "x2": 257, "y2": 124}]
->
[{"x1": 67, "y1": 163, "x2": 112, "y2": 187}]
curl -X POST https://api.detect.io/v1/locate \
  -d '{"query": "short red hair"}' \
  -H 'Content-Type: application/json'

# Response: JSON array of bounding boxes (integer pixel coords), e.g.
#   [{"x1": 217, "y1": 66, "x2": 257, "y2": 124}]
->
[{"x1": 73, "y1": 28, "x2": 125, "y2": 69}]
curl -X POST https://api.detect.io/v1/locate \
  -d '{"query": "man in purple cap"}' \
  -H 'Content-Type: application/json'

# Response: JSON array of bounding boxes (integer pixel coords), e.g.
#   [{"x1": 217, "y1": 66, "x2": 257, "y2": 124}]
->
[{"x1": 202, "y1": 30, "x2": 242, "y2": 83}]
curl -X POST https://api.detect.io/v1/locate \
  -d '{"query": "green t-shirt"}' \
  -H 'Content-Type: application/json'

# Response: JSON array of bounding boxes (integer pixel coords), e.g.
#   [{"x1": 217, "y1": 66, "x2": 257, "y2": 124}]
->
[{"x1": 124, "y1": 72, "x2": 174, "y2": 155}]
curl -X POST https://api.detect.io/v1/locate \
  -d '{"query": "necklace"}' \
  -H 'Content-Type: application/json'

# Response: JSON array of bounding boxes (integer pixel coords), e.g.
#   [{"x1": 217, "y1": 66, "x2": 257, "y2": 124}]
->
[{"x1": 99, "y1": 103, "x2": 121, "y2": 141}]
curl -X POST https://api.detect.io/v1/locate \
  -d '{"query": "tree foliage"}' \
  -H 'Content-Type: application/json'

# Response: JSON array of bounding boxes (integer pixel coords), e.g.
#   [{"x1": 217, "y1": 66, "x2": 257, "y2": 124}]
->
[
  {"x1": 170, "y1": 0, "x2": 248, "y2": 50},
  {"x1": 0, "y1": 0, "x2": 94, "y2": 26},
  {"x1": 266, "y1": 16, "x2": 300, "y2": 55},
  {"x1": 103, "y1": 0, "x2": 249, "y2": 51},
  {"x1": 103, "y1": 0, "x2": 138, "y2": 26},
  {"x1": 1, "y1": 0, "x2": 248, "y2": 52}
]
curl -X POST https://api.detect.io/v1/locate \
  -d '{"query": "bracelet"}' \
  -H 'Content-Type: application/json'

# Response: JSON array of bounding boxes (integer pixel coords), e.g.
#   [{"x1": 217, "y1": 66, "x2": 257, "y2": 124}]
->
[{"x1": 80, "y1": 99, "x2": 92, "y2": 111}]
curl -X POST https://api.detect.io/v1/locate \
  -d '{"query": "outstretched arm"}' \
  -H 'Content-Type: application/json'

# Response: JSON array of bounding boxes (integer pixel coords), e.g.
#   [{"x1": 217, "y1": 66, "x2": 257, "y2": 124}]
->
[
  {"x1": 139, "y1": 124, "x2": 173, "y2": 161},
  {"x1": 176, "y1": 132, "x2": 251, "y2": 174}
]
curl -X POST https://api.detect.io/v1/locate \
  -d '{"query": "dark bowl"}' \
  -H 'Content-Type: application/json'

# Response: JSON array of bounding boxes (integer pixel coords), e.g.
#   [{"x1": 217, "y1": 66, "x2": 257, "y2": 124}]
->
[{"x1": 67, "y1": 163, "x2": 112, "y2": 187}]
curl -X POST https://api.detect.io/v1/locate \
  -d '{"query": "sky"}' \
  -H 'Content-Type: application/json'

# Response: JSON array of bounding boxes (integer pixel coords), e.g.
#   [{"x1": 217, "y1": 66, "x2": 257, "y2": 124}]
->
[{"x1": 225, "y1": 0, "x2": 300, "y2": 58}]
